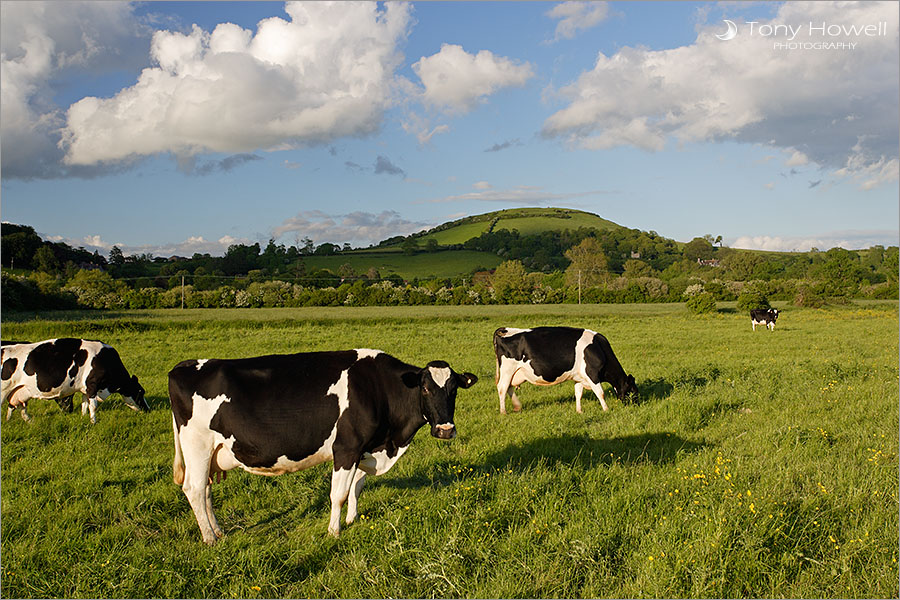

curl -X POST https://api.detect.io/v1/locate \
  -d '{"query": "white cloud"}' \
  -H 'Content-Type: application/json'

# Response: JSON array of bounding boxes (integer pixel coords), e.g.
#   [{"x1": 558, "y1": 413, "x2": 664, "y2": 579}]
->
[
  {"x1": 473, "y1": 181, "x2": 493, "y2": 190},
  {"x1": 0, "y1": 1, "x2": 150, "y2": 178},
  {"x1": 784, "y1": 150, "x2": 809, "y2": 167},
  {"x1": 732, "y1": 230, "x2": 899, "y2": 252},
  {"x1": 272, "y1": 210, "x2": 428, "y2": 246},
  {"x1": 834, "y1": 138, "x2": 900, "y2": 191},
  {"x1": 542, "y1": 2, "x2": 898, "y2": 187},
  {"x1": 412, "y1": 44, "x2": 534, "y2": 113},
  {"x1": 59, "y1": 1, "x2": 411, "y2": 166},
  {"x1": 401, "y1": 112, "x2": 450, "y2": 145},
  {"x1": 546, "y1": 1, "x2": 611, "y2": 41}
]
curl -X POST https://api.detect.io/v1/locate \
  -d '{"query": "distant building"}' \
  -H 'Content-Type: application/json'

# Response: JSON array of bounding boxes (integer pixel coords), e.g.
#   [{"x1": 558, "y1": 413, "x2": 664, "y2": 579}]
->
[
  {"x1": 697, "y1": 258, "x2": 721, "y2": 268},
  {"x1": 630, "y1": 251, "x2": 641, "y2": 259}
]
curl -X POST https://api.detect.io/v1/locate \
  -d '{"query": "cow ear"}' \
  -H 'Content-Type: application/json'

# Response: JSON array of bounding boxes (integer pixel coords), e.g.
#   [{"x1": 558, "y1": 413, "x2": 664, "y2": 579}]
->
[
  {"x1": 401, "y1": 371, "x2": 422, "y2": 389},
  {"x1": 457, "y1": 372, "x2": 478, "y2": 389}
]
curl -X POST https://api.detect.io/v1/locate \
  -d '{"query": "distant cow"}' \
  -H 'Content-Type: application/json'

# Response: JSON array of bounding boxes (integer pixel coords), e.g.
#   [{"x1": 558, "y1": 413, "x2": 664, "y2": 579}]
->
[
  {"x1": 1, "y1": 340, "x2": 74, "y2": 413},
  {"x1": 750, "y1": 308, "x2": 779, "y2": 331},
  {"x1": 1, "y1": 338, "x2": 148, "y2": 423},
  {"x1": 493, "y1": 326, "x2": 638, "y2": 414},
  {"x1": 168, "y1": 349, "x2": 477, "y2": 544}
]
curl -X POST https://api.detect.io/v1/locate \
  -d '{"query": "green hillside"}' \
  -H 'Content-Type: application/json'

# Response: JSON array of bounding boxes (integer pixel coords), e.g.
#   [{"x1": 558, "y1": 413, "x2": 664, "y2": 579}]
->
[
  {"x1": 303, "y1": 250, "x2": 502, "y2": 280},
  {"x1": 412, "y1": 207, "x2": 623, "y2": 247}
]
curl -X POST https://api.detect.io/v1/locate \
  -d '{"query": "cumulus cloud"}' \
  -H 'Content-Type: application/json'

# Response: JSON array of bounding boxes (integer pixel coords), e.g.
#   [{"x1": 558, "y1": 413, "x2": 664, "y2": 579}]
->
[
  {"x1": 44, "y1": 231, "x2": 251, "y2": 258},
  {"x1": 426, "y1": 185, "x2": 617, "y2": 205},
  {"x1": 59, "y1": 2, "x2": 411, "y2": 167},
  {"x1": 272, "y1": 210, "x2": 427, "y2": 246},
  {"x1": 542, "y1": 2, "x2": 898, "y2": 188},
  {"x1": 401, "y1": 112, "x2": 450, "y2": 145},
  {"x1": 0, "y1": 1, "x2": 151, "y2": 179},
  {"x1": 732, "y1": 230, "x2": 899, "y2": 252},
  {"x1": 412, "y1": 43, "x2": 534, "y2": 113},
  {"x1": 546, "y1": 1, "x2": 611, "y2": 41}
]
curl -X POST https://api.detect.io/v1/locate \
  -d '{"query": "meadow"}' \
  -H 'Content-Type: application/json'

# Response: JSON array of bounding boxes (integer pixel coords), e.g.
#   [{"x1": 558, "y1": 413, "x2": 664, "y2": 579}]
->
[{"x1": 1, "y1": 302, "x2": 897, "y2": 598}]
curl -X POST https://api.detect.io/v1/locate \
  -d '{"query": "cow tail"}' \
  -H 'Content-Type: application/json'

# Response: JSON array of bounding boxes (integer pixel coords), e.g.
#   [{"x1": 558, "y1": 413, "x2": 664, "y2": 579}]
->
[{"x1": 172, "y1": 415, "x2": 185, "y2": 486}]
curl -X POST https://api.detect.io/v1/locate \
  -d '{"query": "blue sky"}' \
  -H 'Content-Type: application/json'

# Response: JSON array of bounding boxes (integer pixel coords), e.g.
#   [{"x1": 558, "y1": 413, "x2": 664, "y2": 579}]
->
[{"x1": 1, "y1": 1, "x2": 897, "y2": 258}]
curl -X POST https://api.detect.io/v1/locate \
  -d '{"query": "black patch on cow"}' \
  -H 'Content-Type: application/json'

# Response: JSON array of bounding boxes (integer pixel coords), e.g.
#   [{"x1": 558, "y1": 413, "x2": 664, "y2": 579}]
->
[
  {"x1": 69, "y1": 349, "x2": 88, "y2": 379},
  {"x1": 2, "y1": 357, "x2": 17, "y2": 381},
  {"x1": 582, "y1": 334, "x2": 609, "y2": 385},
  {"x1": 497, "y1": 327, "x2": 582, "y2": 383},
  {"x1": 2, "y1": 358, "x2": 19, "y2": 379},
  {"x1": 176, "y1": 352, "x2": 357, "y2": 469},
  {"x1": 23, "y1": 338, "x2": 83, "y2": 393}
]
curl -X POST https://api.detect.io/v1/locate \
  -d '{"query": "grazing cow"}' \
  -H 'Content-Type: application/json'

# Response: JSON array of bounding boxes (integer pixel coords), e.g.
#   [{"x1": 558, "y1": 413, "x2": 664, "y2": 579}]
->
[
  {"x1": 750, "y1": 308, "x2": 779, "y2": 331},
  {"x1": 1, "y1": 338, "x2": 148, "y2": 423},
  {"x1": 168, "y1": 349, "x2": 477, "y2": 544},
  {"x1": 2, "y1": 340, "x2": 74, "y2": 413},
  {"x1": 493, "y1": 326, "x2": 638, "y2": 414}
]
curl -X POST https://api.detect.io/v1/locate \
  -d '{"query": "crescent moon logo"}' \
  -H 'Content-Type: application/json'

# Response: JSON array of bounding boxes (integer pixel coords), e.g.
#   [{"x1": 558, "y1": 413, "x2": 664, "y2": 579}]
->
[{"x1": 716, "y1": 19, "x2": 738, "y2": 41}]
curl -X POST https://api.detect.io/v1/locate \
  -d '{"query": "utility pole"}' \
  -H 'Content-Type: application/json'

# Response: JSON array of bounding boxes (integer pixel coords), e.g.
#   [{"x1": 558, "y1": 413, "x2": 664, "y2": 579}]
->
[
  {"x1": 578, "y1": 270, "x2": 581, "y2": 305},
  {"x1": 181, "y1": 275, "x2": 185, "y2": 309}
]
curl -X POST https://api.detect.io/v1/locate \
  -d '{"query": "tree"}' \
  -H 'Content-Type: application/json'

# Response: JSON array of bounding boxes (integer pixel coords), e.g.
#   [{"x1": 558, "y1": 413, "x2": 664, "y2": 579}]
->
[
  {"x1": 564, "y1": 237, "x2": 608, "y2": 288},
  {"x1": 683, "y1": 237, "x2": 715, "y2": 262},
  {"x1": 425, "y1": 238, "x2": 439, "y2": 253},
  {"x1": 490, "y1": 260, "x2": 530, "y2": 303},
  {"x1": 34, "y1": 246, "x2": 60, "y2": 274},
  {"x1": 623, "y1": 259, "x2": 654, "y2": 279},
  {"x1": 109, "y1": 246, "x2": 125, "y2": 267},
  {"x1": 401, "y1": 237, "x2": 419, "y2": 256}
]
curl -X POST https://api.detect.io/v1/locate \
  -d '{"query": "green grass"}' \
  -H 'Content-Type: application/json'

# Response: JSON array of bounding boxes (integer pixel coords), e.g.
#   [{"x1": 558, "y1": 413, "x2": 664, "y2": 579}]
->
[
  {"x1": 419, "y1": 207, "x2": 622, "y2": 246},
  {"x1": 301, "y1": 249, "x2": 501, "y2": 279},
  {"x1": 2, "y1": 302, "x2": 897, "y2": 598}
]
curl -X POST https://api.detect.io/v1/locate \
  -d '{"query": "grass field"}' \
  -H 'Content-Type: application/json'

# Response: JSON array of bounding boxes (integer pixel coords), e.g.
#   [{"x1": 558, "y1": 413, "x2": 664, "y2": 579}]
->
[
  {"x1": 1, "y1": 302, "x2": 897, "y2": 598},
  {"x1": 420, "y1": 209, "x2": 622, "y2": 246},
  {"x1": 301, "y1": 249, "x2": 502, "y2": 279}
]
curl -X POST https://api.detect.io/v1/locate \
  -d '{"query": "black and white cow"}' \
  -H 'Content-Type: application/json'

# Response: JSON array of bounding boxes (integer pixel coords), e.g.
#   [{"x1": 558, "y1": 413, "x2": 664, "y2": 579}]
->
[
  {"x1": 493, "y1": 326, "x2": 638, "y2": 414},
  {"x1": 168, "y1": 349, "x2": 477, "y2": 544},
  {"x1": 1, "y1": 338, "x2": 148, "y2": 423},
  {"x1": 750, "y1": 308, "x2": 779, "y2": 331}
]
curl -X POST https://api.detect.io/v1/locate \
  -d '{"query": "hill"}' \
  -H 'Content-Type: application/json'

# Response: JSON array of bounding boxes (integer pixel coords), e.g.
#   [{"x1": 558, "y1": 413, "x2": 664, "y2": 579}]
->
[{"x1": 387, "y1": 207, "x2": 624, "y2": 248}]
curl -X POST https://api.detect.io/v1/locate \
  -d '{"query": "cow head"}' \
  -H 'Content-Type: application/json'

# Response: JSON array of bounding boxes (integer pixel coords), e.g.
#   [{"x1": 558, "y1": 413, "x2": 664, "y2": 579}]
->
[
  {"x1": 616, "y1": 373, "x2": 640, "y2": 404},
  {"x1": 407, "y1": 361, "x2": 478, "y2": 440},
  {"x1": 121, "y1": 375, "x2": 150, "y2": 412}
]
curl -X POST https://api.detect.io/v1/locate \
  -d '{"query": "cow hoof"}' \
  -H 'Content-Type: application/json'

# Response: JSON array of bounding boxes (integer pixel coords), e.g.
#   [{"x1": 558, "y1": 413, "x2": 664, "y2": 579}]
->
[
  {"x1": 328, "y1": 529, "x2": 340, "y2": 538},
  {"x1": 512, "y1": 406, "x2": 522, "y2": 413}
]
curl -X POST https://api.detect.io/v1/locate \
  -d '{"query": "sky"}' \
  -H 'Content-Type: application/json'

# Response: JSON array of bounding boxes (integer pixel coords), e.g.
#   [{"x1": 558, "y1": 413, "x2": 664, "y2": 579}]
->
[{"x1": 1, "y1": 0, "x2": 898, "y2": 258}]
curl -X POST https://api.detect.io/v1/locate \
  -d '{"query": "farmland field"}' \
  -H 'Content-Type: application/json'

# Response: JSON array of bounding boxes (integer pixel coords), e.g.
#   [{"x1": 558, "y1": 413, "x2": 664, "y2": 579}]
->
[
  {"x1": 300, "y1": 249, "x2": 502, "y2": 279},
  {"x1": 1, "y1": 302, "x2": 898, "y2": 598}
]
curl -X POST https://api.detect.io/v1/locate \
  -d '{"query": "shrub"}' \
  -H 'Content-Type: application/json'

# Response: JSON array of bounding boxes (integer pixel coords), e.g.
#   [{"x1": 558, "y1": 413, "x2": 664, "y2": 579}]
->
[
  {"x1": 686, "y1": 291, "x2": 717, "y2": 314},
  {"x1": 794, "y1": 285, "x2": 826, "y2": 308},
  {"x1": 737, "y1": 285, "x2": 771, "y2": 312}
]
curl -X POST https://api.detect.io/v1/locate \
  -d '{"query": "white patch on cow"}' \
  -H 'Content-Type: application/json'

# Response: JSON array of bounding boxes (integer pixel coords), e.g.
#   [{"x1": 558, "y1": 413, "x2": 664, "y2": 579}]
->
[
  {"x1": 498, "y1": 327, "x2": 531, "y2": 337},
  {"x1": 195, "y1": 359, "x2": 208, "y2": 370},
  {"x1": 188, "y1": 393, "x2": 230, "y2": 428},
  {"x1": 429, "y1": 366, "x2": 452, "y2": 388},
  {"x1": 359, "y1": 446, "x2": 410, "y2": 476},
  {"x1": 328, "y1": 369, "x2": 351, "y2": 415},
  {"x1": 355, "y1": 348, "x2": 381, "y2": 360}
]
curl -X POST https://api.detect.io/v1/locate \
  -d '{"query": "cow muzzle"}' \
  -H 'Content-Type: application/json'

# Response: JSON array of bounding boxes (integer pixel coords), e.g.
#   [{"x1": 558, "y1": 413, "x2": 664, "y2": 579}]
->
[{"x1": 431, "y1": 423, "x2": 457, "y2": 440}]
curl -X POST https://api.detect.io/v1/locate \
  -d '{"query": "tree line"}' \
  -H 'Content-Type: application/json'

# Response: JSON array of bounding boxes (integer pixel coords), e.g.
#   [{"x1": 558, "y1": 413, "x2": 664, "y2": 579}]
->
[{"x1": 2, "y1": 221, "x2": 896, "y2": 312}]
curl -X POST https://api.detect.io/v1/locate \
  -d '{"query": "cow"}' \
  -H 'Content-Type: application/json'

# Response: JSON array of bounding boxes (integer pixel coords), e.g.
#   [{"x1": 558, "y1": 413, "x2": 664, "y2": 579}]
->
[
  {"x1": 1, "y1": 340, "x2": 75, "y2": 413},
  {"x1": 168, "y1": 349, "x2": 477, "y2": 544},
  {"x1": 1, "y1": 338, "x2": 148, "y2": 423},
  {"x1": 493, "y1": 326, "x2": 638, "y2": 414},
  {"x1": 750, "y1": 308, "x2": 779, "y2": 331}
]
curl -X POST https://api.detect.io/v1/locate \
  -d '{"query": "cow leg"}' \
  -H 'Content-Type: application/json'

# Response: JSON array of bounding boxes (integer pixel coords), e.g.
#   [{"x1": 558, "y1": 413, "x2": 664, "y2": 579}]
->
[
  {"x1": 587, "y1": 381, "x2": 609, "y2": 411},
  {"x1": 85, "y1": 396, "x2": 100, "y2": 424},
  {"x1": 328, "y1": 465, "x2": 359, "y2": 537},
  {"x1": 205, "y1": 485, "x2": 224, "y2": 539},
  {"x1": 574, "y1": 382, "x2": 584, "y2": 414},
  {"x1": 345, "y1": 468, "x2": 368, "y2": 525},
  {"x1": 510, "y1": 386, "x2": 522, "y2": 412},
  {"x1": 496, "y1": 375, "x2": 511, "y2": 414},
  {"x1": 179, "y1": 430, "x2": 219, "y2": 544}
]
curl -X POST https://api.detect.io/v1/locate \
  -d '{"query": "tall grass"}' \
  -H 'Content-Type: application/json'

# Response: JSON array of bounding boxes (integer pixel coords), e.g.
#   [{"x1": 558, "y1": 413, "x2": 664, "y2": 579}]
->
[{"x1": 1, "y1": 302, "x2": 897, "y2": 598}]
